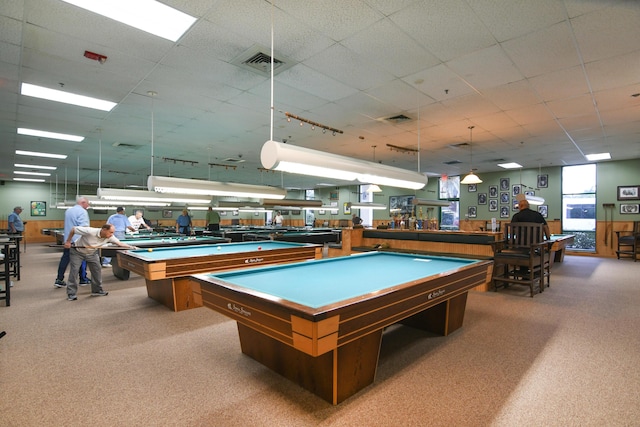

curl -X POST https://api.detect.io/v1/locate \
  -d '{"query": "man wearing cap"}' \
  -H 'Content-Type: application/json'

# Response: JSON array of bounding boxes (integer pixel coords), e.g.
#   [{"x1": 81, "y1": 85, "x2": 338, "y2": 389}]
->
[
  {"x1": 102, "y1": 207, "x2": 135, "y2": 267},
  {"x1": 8, "y1": 206, "x2": 25, "y2": 235}
]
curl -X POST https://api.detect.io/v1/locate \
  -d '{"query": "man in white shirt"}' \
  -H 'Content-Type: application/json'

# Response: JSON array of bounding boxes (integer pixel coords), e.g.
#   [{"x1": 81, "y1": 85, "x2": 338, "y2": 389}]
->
[
  {"x1": 64, "y1": 224, "x2": 136, "y2": 301},
  {"x1": 128, "y1": 210, "x2": 152, "y2": 232}
]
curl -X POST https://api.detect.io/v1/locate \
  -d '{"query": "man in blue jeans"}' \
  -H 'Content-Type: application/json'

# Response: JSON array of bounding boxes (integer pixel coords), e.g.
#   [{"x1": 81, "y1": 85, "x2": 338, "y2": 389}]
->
[{"x1": 54, "y1": 197, "x2": 91, "y2": 288}]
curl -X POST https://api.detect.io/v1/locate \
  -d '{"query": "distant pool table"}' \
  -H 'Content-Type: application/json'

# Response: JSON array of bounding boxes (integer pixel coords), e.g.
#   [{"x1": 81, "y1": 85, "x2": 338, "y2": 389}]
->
[
  {"x1": 547, "y1": 234, "x2": 575, "y2": 264},
  {"x1": 191, "y1": 252, "x2": 492, "y2": 404},
  {"x1": 100, "y1": 235, "x2": 230, "y2": 280},
  {"x1": 117, "y1": 241, "x2": 321, "y2": 311}
]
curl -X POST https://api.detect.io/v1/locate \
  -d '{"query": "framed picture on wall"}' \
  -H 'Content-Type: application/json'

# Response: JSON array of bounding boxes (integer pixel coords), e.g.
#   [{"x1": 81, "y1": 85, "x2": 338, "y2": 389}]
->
[
  {"x1": 512, "y1": 184, "x2": 521, "y2": 197},
  {"x1": 538, "y1": 174, "x2": 548, "y2": 188},
  {"x1": 477, "y1": 193, "x2": 487, "y2": 205},
  {"x1": 467, "y1": 184, "x2": 477, "y2": 192},
  {"x1": 318, "y1": 209, "x2": 326, "y2": 215},
  {"x1": 500, "y1": 192, "x2": 510, "y2": 204},
  {"x1": 538, "y1": 205, "x2": 548, "y2": 218},
  {"x1": 220, "y1": 211, "x2": 227, "y2": 216},
  {"x1": 489, "y1": 185, "x2": 498, "y2": 198},
  {"x1": 343, "y1": 202, "x2": 351, "y2": 215},
  {"x1": 489, "y1": 199, "x2": 498, "y2": 212},
  {"x1": 30, "y1": 201, "x2": 46, "y2": 216},
  {"x1": 500, "y1": 178, "x2": 510, "y2": 191},
  {"x1": 467, "y1": 206, "x2": 477, "y2": 218},
  {"x1": 500, "y1": 206, "x2": 510, "y2": 218},
  {"x1": 162, "y1": 210, "x2": 172, "y2": 218},
  {"x1": 620, "y1": 203, "x2": 639, "y2": 214},
  {"x1": 617, "y1": 186, "x2": 640, "y2": 200}
]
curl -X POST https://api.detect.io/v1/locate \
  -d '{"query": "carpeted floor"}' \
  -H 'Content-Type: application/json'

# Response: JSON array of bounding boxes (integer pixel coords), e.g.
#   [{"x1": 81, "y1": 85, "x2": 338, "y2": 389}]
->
[{"x1": 1, "y1": 244, "x2": 639, "y2": 426}]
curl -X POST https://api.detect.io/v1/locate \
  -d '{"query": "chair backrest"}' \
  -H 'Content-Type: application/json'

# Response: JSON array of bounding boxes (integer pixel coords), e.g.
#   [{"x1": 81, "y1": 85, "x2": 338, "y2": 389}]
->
[
  {"x1": 503, "y1": 222, "x2": 544, "y2": 249},
  {"x1": 633, "y1": 221, "x2": 640, "y2": 234}
]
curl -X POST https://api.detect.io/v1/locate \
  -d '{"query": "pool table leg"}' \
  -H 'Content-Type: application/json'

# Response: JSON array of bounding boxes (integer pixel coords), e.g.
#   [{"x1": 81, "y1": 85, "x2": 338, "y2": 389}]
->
[
  {"x1": 146, "y1": 277, "x2": 202, "y2": 312},
  {"x1": 111, "y1": 258, "x2": 131, "y2": 281},
  {"x1": 237, "y1": 323, "x2": 382, "y2": 405},
  {"x1": 400, "y1": 292, "x2": 469, "y2": 336}
]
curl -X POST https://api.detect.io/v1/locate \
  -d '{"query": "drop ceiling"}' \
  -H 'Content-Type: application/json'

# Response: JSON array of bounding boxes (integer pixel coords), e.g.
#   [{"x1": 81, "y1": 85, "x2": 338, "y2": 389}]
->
[{"x1": 1, "y1": 0, "x2": 639, "y2": 191}]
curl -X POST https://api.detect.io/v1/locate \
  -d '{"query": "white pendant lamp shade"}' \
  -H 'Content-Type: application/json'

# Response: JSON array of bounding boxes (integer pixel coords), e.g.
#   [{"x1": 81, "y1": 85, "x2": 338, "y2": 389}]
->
[
  {"x1": 261, "y1": 140, "x2": 427, "y2": 190},
  {"x1": 147, "y1": 175, "x2": 287, "y2": 199},
  {"x1": 460, "y1": 172, "x2": 482, "y2": 185}
]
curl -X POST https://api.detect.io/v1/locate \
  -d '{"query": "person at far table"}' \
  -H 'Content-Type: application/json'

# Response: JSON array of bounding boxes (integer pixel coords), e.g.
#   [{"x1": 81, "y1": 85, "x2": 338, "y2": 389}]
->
[
  {"x1": 102, "y1": 207, "x2": 135, "y2": 267},
  {"x1": 128, "y1": 210, "x2": 152, "y2": 232},
  {"x1": 205, "y1": 206, "x2": 220, "y2": 231},
  {"x1": 64, "y1": 224, "x2": 137, "y2": 301},
  {"x1": 54, "y1": 197, "x2": 91, "y2": 288},
  {"x1": 7, "y1": 206, "x2": 24, "y2": 235},
  {"x1": 273, "y1": 211, "x2": 283, "y2": 226},
  {"x1": 176, "y1": 209, "x2": 193, "y2": 235},
  {"x1": 352, "y1": 214, "x2": 363, "y2": 227},
  {"x1": 512, "y1": 194, "x2": 550, "y2": 239}
]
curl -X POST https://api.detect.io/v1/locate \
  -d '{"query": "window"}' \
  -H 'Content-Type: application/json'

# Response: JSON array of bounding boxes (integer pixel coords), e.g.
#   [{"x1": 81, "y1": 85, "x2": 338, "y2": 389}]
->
[{"x1": 562, "y1": 164, "x2": 596, "y2": 251}]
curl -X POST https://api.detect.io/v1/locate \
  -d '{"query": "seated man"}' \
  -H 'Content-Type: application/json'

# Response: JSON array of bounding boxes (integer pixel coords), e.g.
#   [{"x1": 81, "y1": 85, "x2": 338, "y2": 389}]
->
[{"x1": 512, "y1": 194, "x2": 550, "y2": 239}]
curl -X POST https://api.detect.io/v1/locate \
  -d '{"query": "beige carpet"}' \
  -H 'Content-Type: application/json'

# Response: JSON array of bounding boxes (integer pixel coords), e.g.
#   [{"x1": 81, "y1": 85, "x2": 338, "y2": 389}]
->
[{"x1": 1, "y1": 244, "x2": 639, "y2": 427}]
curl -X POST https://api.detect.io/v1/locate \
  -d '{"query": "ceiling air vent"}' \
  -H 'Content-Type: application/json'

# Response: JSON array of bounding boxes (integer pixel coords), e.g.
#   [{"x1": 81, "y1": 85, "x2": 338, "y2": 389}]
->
[
  {"x1": 112, "y1": 142, "x2": 141, "y2": 149},
  {"x1": 448, "y1": 142, "x2": 469, "y2": 149},
  {"x1": 443, "y1": 160, "x2": 462, "y2": 165},
  {"x1": 385, "y1": 114, "x2": 412, "y2": 123},
  {"x1": 231, "y1": 45, "x2": 295, "y2": 76}
]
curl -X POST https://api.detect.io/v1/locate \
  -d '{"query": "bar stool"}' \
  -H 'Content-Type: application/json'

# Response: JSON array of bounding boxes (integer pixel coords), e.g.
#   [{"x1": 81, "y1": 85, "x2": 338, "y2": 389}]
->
[{"x1": 0, "y1": 240, "x2": 11, "y2": 306}]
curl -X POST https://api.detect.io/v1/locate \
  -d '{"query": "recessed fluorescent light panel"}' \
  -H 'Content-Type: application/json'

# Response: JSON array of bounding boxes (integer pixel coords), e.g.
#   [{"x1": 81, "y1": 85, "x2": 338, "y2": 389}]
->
[
  {"x1": 585, "y1": 153, "x2": 611, "y2": 161},
  {"x1": 16, "y1": 150, "x2": 67, "y2": 159},
  {"x1": 14, "y1": 171, "x2": 51, "y2": 176},
  {"x1": 60, "y1": 0, "x2": 197, "y2": 42},
  {"x1": 497, "y1": 162, "x2": 523, "y2": 169},
  {"x1": 21, "y1": 83, "x2": 116, "y2": 111},
  {"x1": 15, "y1": 163, "x2": 57, "y2": 170},
  {"x1": 14, "y1": 178, "x2": 46, "y2": 182},
  {"x1": 18, "y1": 128, "x2": 84, "y2": 142}
]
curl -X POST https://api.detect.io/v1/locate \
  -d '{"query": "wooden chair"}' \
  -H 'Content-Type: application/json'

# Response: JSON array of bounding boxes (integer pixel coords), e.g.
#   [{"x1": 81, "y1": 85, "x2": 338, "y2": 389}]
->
[
  {"x1": 491, "y1": 222, "x2": 550, "y2": 297},
  {"x1": 615, "y1": 221, "x2": 640, "y2": 262}
]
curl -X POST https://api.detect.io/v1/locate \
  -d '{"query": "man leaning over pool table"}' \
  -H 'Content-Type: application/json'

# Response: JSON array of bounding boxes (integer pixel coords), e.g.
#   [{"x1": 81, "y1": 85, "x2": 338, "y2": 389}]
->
[{"x1": 64, "y1": 224, "x2": 137, "y2": 301}]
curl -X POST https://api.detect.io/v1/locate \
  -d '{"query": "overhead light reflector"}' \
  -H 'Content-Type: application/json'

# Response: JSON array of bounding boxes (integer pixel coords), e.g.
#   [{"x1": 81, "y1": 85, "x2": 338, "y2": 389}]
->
[
  {"x1": 16, "y1": 150, "x2": 68, "y2": 159},
  {"x1": 148, "y1": 176, "x2": 287, "y2": 199},
  {"x1": 261, "y1": 140, "x2": 427, "y2": 190}
]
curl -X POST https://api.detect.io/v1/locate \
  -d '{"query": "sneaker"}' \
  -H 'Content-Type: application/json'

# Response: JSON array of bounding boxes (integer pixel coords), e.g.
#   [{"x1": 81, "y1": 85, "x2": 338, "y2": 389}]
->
[
  {"x1": 79, "y1": 279, "x2": 91, "y2": 286},
  {"x1": 67, "y1": 295, "x2": 77, "y2": 301},
  {"x1": 54, "y1": 279, "x2": 67, "y2": 288},
  {"x1": 91, "y1": 290, "x2": 109, "y2": 297},
  {"x1": 101, "y1": 263, "x2": 112, "y2": 268}
]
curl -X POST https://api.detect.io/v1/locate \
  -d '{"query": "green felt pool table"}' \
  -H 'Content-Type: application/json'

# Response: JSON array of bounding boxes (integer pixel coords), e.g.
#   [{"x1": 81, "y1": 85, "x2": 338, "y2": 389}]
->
[
  {"x1": 101, "y1": 235, "x2": 230, "y2": 280},
  {"x1": 191, "y1": 252, "x2": 492, "y2": 404},
  {"x1": 547, "y1": 234, "x2": 575, "y2": 264},
  {"x1": 117, "y1": 241, "x2": 321, "y2": 311}
]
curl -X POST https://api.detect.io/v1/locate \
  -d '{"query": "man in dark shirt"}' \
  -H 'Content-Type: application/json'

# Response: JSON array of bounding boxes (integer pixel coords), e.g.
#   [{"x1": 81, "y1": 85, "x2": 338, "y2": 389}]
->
[{"x1": 511, "y1": 194, "x2": 550, "y2": 239}]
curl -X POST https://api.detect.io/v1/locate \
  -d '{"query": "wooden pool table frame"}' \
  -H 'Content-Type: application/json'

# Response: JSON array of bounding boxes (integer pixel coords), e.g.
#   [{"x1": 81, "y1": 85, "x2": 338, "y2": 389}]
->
[
  {"x1": 117, "y1": 243, "x2": 322, "y2": 312},
  {"x1": 192, "y1": 257, "x2": 492, "y2": 404}
]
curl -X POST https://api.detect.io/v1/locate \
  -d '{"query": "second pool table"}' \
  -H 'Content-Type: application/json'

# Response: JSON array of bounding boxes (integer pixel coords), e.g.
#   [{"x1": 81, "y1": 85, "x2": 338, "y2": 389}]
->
[
  {"x1": 117, "y1": 241, "x2": 321, "y2": 311},
  {"x1": 100, "y1": 235, "x2": 230, "y2": 280}
]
